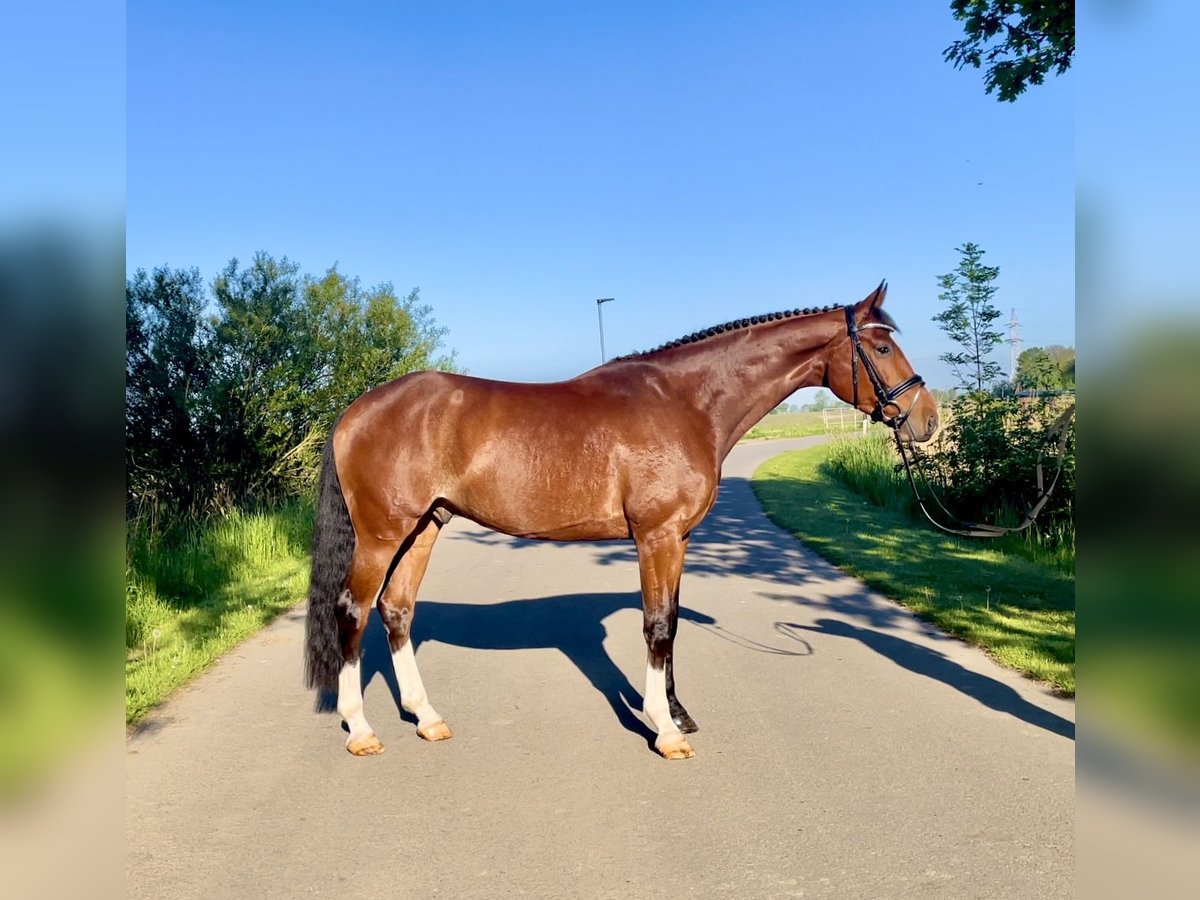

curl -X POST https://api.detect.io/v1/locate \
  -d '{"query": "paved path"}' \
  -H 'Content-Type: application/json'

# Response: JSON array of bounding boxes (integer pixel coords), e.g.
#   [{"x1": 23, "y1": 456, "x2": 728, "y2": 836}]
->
[{"x1": 127, "y1": 438, "x2": 1074, "y2": 899}]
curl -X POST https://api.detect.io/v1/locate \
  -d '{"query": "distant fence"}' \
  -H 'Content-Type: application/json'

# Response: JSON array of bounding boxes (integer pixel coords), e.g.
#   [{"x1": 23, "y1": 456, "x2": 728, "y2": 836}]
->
[
  {"x1": 822, "y1": 406, "x2": 869, "y2": 434},
  {"x1": 1016, "y1": 388, "x2": 1075, "y2": 410}
]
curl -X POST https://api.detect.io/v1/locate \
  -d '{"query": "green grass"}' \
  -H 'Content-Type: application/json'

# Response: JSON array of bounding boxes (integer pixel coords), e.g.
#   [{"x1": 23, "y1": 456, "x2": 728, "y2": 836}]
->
[
  {"x1": 125, "y1": 500, "x2": 314, "y2": 723},
  {"x1": 824, "y1": 432, "x2": 1075, "y2": 573},
  {"x1": 741, "y1": 410, "x2": 846, "y2": 441},
  {"x1": 752, "y1": 441, "x2": 1075, "y2": 693},
  {"x1": 821, "y1": 429, "x2": 913, "y2": 513}
]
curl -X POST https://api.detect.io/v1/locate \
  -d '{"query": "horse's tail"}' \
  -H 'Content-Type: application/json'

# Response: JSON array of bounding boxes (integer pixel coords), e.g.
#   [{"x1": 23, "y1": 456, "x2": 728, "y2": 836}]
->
[{"x1": 304, "y1": 430, "x2": 355, "y2": 695}]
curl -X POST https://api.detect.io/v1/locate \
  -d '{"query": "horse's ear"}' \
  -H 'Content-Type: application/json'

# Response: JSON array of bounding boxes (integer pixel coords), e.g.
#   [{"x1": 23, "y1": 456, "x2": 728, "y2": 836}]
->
[{"x1": 856, "y1": 279, "x2": 887, "y2": 316}]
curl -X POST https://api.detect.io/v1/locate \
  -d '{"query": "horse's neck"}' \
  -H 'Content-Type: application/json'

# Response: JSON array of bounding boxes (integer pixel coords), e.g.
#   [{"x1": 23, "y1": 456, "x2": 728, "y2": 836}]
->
[{"x1": 666, "y1": 314, "x2": 842, "y2": 460}]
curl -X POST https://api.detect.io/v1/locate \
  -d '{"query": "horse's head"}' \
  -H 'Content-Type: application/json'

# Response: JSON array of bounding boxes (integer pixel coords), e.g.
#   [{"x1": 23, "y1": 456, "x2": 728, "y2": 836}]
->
[{"x1": 825, "y1": 282, "x2": 939, "y2": 443}]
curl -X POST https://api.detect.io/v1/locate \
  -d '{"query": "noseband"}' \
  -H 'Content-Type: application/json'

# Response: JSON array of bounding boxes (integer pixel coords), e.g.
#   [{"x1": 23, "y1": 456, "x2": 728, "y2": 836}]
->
[{"x1": 844, "y1": 305, "x2": 925, "y2": 431}]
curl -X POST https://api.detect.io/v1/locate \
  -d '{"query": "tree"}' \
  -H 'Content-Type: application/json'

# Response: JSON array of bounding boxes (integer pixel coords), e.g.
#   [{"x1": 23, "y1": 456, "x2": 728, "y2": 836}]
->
[
  {"x1": 804, "y1": 390, "x2": 833, "y2": 412},
  {"x1": 287, "y1": 269, "x2": 457, "y2": 490},
  {"x1": 943, "y1": 0, "x2": 1074, "y2": 102},
  {"x1": 1044, "y1": 344, "x2": 1074, "y2": 368},
  {"x1": 207, "y1": 254, "x2": 458, "y2": 501},
  {"x1": 1015, "y1": 347, "x2": 1063, "y2": 391},
  {"x1": 933, "y1": 243, "x2": 1004, "y2": 393},
  {"x1": 126, "y1": 266, "x2": 215, "y2": 510},
  {"x1": 208, "y1": 254, "x2": 307, "y2": 500},
  {"x1": 926, "y1": 246, "x2": 1073, "y2": 542},
  {"x1": 1044, "y1": 344, "x2": 1076, "y2": 386},
  {"x1": 125, "y1": 253, "x2": 458, "y2": 511}
]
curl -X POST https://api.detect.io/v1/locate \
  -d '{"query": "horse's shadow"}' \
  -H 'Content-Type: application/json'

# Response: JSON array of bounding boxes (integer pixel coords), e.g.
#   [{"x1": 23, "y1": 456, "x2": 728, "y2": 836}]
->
[
  {"x1": 356, "y1": 591, "x2": 715, "y2": 744},
  {"x1": 776, "y1": 618, "x2": 1075, "y2": 740}
]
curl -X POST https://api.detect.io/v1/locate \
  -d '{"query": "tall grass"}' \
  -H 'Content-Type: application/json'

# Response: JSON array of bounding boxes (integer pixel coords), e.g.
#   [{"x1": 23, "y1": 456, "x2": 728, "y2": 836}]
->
[
  {"x1": 126, "y1": 500, "x2": 314, "y2": 723},
  {"x1": 820, "y1": 432, "x2": 913, "y2": 513}
]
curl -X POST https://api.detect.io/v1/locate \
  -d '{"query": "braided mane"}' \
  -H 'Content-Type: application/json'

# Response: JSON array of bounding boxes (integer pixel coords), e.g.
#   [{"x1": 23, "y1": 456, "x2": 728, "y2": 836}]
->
[{"x1": 615, "y1": 303, "x2": 844, "y2": 361}]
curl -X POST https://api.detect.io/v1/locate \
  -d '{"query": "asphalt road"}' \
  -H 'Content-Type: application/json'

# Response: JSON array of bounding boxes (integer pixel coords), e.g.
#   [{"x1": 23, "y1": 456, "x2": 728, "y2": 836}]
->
[{"x1": 126, "y1": 438, "x2": 1074, "y2": 899}]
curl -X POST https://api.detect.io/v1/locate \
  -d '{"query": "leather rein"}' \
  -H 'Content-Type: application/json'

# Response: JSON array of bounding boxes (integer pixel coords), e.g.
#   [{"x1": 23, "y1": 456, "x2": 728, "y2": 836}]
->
[{"x1": 843, "y1": 305, "x2": 1075, "y2": 539}]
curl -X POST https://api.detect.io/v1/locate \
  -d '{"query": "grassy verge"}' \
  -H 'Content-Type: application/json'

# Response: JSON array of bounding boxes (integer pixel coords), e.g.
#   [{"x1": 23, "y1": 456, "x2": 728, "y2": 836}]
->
[
  {"x1": 751, "y1": 441, "x2": 1074, "y2": 693},
  {"x1": 126, "y1": 500, "x2": 314, "y2": 724},
  {"x1": 823, "y1": 432, "x2": 1075, "y2": 573},
  {"x1": 741, "y1": 410, "x2": 836, "y2": 440}
]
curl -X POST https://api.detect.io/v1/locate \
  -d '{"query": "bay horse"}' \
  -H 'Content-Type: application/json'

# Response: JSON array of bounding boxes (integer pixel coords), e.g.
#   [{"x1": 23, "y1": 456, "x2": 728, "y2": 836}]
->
[{"x1": 305, "y1": 281, "x2": 938, "y2": 759}]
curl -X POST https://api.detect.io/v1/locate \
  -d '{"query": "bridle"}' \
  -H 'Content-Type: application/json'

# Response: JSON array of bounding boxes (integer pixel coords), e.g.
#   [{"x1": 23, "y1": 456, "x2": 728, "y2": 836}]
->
[
  {"x1": 842, "y1": 304, "x2": 1075, "y2": 539},
  {"x1": 844, "y1": 305, "x2": 925, "y2": 432}
]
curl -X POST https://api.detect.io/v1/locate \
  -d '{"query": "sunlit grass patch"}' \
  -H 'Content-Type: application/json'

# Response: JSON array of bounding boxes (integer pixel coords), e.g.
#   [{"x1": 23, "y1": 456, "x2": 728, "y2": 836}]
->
[
  {"x1": 752, "y1": 443, "x2": 1074, "y2": 693},
  {"x1": 125, "y1": 501, "x2": 314, "y2": 723},
  {"x1": 741, "y1": 411, "x2": 833, "y2": 441}
]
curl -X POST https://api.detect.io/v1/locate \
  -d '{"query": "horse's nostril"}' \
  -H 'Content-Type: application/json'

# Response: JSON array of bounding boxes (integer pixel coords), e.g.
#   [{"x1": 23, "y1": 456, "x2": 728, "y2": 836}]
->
[{"x1": 927, "y1": 415, "x2": 937, "y2": 436}]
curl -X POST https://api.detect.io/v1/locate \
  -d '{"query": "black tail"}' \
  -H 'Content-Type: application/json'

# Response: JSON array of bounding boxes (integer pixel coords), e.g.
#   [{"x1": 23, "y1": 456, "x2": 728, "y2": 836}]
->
[{"x1": 304, "y1": 432, "x2": 355, "y2": 695}]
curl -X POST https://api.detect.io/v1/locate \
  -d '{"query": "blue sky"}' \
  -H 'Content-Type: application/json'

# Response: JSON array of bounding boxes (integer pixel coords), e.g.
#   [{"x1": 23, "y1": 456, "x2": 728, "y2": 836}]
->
[
  {"x1": 127, "y1": 2, "x2": 1075, "y2": 391},
  {"x1": 3, "y1": 2, "x2": 123, "y2": 220}
]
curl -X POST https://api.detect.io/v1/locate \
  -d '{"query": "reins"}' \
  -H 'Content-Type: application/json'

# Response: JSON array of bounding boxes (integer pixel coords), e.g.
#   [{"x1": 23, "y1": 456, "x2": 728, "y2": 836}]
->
[
  {"x1": 891, "y1": 403, "x2": 1075, "y2": 538},
  {"x1": 843, "y1": 305, "x2": 1075, "y2": 539}
]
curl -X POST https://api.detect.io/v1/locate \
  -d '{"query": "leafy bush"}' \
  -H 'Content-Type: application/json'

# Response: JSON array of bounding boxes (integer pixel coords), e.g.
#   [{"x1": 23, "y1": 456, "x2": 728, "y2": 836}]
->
[
  {"x1": 921, "y1": 241, "x2": 1075, "y2": 554},
  {"x1": 922, "y1": 392, "x2": 1075, "y2": 547},
  {"x1": 126, "y1": 254, "x2": 458, "y2": 513},
  {"x1": 821, "y1": 398, "x2": 1075, "y2": 562}
]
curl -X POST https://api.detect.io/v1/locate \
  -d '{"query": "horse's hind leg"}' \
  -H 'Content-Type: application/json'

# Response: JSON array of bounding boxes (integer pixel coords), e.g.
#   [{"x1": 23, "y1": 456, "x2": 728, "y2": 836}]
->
[
  {"x1": 336, "y1": 535, "x2": 400, "y2": 756},
  {"x1": 377, "y1": 515, "x2": 451, "y2": 742}
]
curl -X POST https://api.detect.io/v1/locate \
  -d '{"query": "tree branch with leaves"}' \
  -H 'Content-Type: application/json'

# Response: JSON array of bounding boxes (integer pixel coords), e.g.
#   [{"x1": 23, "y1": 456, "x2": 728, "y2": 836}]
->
[{"x1": 944, "y1": 0, "x2": 1074, "y2": 102}]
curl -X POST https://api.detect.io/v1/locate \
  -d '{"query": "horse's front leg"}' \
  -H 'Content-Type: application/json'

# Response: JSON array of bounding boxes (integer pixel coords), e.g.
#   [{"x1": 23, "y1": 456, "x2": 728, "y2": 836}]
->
[
  {"x1": 634, "y1": 527, "x2": 695, "y2": 760},
  {"x1": 664, "y1": 534, "x2": 699, "y2": 734},
  {"x1": 666, "y1": 657, "x2": 698, "y2": 734}
]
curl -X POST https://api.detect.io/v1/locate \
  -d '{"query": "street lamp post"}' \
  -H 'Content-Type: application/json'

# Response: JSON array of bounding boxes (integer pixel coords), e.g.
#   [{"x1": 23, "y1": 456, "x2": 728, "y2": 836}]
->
[{"x1": 596, "y1": 297, "x2": 615, "y2": 363}]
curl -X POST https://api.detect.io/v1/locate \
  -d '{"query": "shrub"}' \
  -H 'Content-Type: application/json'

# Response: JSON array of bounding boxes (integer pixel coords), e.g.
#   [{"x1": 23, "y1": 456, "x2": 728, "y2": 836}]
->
[{"x1": 922, "y1": 392, "x2": 1075, "y2": 547}]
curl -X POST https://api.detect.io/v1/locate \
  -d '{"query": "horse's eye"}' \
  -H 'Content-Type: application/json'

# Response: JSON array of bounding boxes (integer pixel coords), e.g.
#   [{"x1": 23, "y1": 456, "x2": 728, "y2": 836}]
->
[{"x1": 875, "y1": 344, "x2": 891, "y2": 356}]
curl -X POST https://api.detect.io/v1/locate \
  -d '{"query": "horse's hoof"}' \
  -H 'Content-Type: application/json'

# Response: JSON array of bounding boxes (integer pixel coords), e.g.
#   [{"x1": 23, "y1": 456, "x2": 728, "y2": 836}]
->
[
  {"x1": 656, "y1": 734, "x2": 696, "y2": 760},
  {"x1": 346, "y1": 733, "x2": 385, "y2": 756},
  {"x1": 417, "y1": 720, "x2": 453, "y2": 742},
  {"x1": 673, "y1": 712, "x2": 700, "y2": 734}
]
